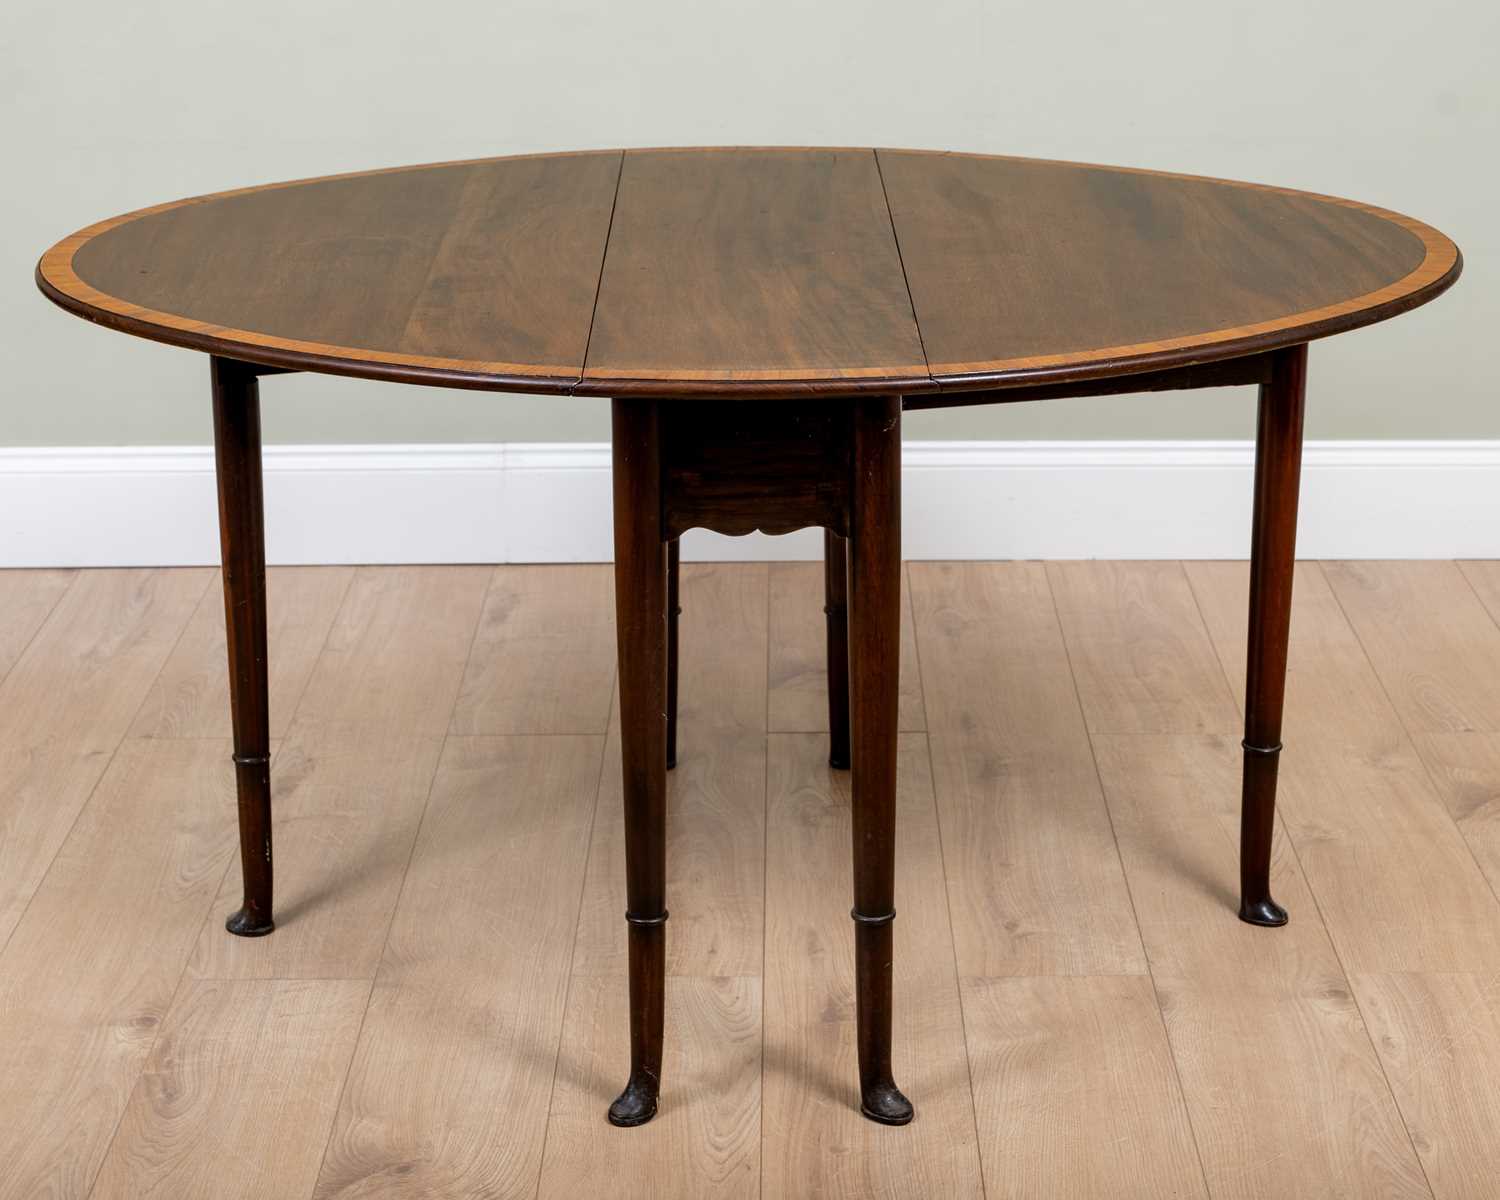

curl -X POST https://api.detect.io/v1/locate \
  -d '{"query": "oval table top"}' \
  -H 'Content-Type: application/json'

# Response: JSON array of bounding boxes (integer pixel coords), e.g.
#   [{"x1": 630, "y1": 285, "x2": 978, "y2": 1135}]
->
[{"x1": 37, "y1": 147, "x2": 1460, "y2": 398}]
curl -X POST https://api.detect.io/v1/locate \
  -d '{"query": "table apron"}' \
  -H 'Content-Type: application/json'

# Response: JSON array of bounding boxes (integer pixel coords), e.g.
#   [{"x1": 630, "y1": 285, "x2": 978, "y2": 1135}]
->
[{"x1": 658, "y1": 399, "x2": 857, "y2": 540}]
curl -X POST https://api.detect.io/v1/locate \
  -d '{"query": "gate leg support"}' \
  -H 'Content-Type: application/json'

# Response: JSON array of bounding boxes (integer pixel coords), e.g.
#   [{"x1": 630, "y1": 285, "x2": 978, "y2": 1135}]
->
[
  {"x1": 666, "y1": 537, "x2": 681, "y2": 770},
  {"x1": 825, "y1": 530, "x2": 851, "y2": 770}
]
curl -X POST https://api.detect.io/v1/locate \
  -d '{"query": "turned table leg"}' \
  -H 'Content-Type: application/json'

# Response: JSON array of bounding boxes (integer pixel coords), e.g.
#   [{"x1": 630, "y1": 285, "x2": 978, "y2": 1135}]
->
[
  {"x1": 609, "y1": 398, "x2": 669, "y2": 1126},
  {"x1": 848, "y1": 396, "x2": 913, "y2": 1124},
  {"x1": 211, "y1": 357, "x2": 274, "y2": 938},
  {"x1": 666, "y1": 536, "x2": 681, "y2": 770},
  {"x1": 1239, "y1": 343, "x2": 1308, "y2": 927},
  {"x1": 824, "y1": 530, "x2": 851, "y2": 770}
]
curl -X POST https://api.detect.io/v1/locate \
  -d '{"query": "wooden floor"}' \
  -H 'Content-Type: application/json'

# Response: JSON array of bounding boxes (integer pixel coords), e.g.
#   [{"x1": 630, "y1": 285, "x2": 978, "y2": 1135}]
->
[{"x1": 3, "y1": 561, "x2": 1500, "y2": 1199}]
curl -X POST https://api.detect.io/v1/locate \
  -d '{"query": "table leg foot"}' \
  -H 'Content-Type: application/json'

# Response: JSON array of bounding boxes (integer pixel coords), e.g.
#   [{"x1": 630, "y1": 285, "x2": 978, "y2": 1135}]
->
[
  {"x1": 861, "y1": 1079, "x2": 915, "y2": 1126},
  {"x1": 608, "y1": 1070, "x2": 661, "y2": 1127},
  {"x1": 1238, "y1": 896, "x2": 1289, "y2": 928},
  {"x1": 226, "y1": 907, "x2": 275, "y2": 937}
]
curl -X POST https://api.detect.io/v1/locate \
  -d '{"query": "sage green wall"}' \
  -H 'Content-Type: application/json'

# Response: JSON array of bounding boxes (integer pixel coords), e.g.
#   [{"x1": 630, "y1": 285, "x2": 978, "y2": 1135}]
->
[{"x1": 5, "y1": 0, "x2": 1493, "y2": 446}]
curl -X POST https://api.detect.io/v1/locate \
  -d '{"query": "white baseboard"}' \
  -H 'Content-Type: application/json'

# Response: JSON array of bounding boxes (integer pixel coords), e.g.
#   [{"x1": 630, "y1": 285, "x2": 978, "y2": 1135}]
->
[{"x1": 1, "y1": 440, "x2": 1496, "y2": 567}]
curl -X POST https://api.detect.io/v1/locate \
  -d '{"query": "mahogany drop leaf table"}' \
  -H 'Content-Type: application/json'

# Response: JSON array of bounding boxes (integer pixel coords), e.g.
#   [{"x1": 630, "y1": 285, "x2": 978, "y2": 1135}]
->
[{"x1": 36, "y1": 147, "x2": 1461, "y2": 1127}]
